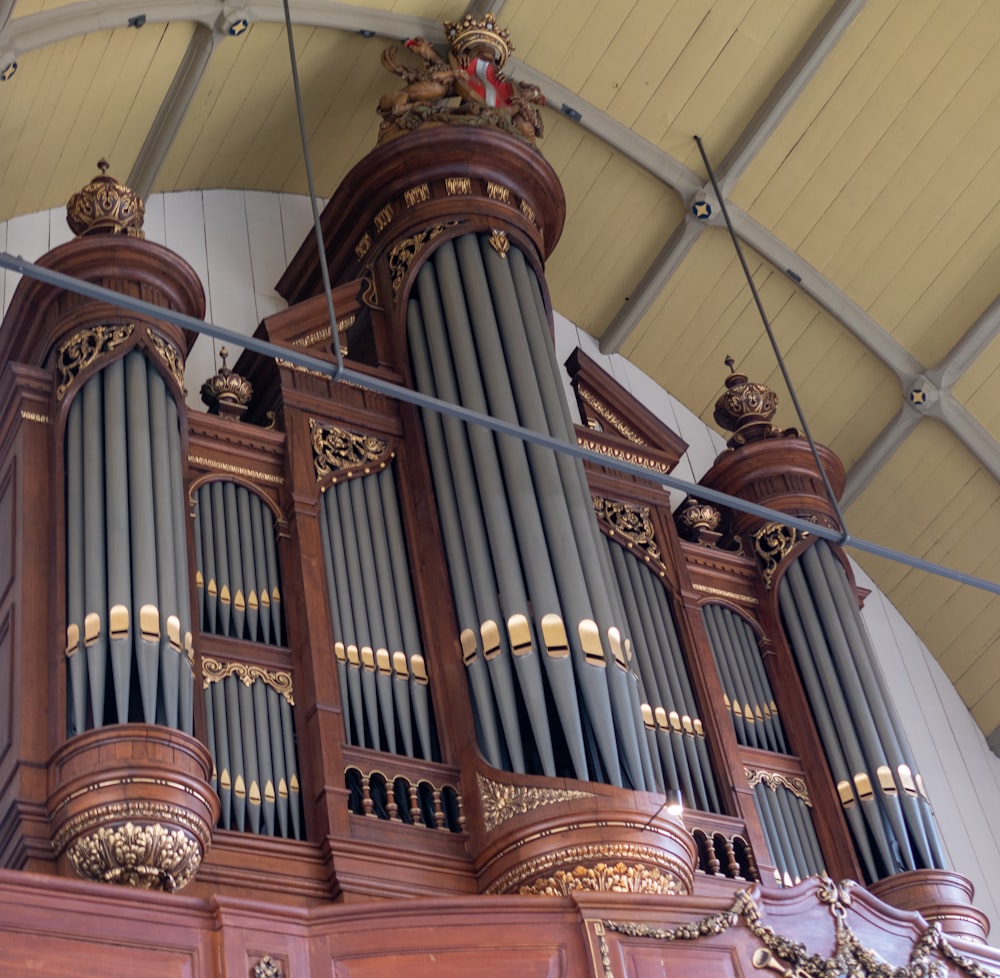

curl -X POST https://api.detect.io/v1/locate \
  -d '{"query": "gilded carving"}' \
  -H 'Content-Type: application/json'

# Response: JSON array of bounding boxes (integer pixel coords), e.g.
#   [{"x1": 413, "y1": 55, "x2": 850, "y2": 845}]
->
[
  {"x1": 477, "y1": 773, "x2": 592, "y2": 833},
  {"x1": 309, "y1": 418, "x2": 390, "y2": 481},
  {"x1": 375, "y1": 17, "x2": 544, "y2": 145},
  {"x1": 19, "y1": 410, "x2": 49, "y2": 424},
  {"x1": 146, "y1": 328, "x2": 185, "y2": 391},
  {"x1": 592, "y1": 497, "x2": 662, "y2": 566},
  {"x1": 486, "y1": 181, "x2": 511, "y2": 203},
  {"x1": 519, "y1": 198, "x2": 536, "y2": 224},
  {"x1": 202, "y1": 656, "x2": 295, "y2": 706},
  {"x1": 576, "y1": 436, "x2": 670, "y2": 475},
  {"x1": 374, "y1": 202, "x2": 394, "y2": 232},
  {"x1": 753, "y1": 522, "x2": 805, "y2": 589},
  {"x1": 692, "y1": 583, "x2": 759, "y2": 606},
  {"x1": 577, "y1": 387, "x2": 645, "y2": 444},
  {"x1": 488, "y1": 228, "x2": 510, "y2": 258},
  {"x1": 445, "y1": 177, "x2": 472, "y2": 195},
  {"x1": 65, "y1": 819, "x2": 203, "y2": 891},
  {"x1": 486, "y1": 842, "x2": 691, "y2": 896},
  {"x1": 519, "y1": 861, "x2": 680, "y2": 897},
  {"x1": 253, "y1": 957, "x2": 283, "y2": 978},
  {"x1": 66, "y1": 160, "x2": 145, "y2": 238},
  {"x1": 387, "y1": 220, "x2": 461, "y2": 295},
  {"x1": 187, "y1": 455, "x2": 284, "y2": 486},
  {"x1": 290, "y1": 315, "x2": 354, "y2": 356},
  {"x1": 745, "y1": 767, "x2": 812, "y2": 806},
  {"x1": 404, "y1": 183, "x2": 431, "y2": 207},
  {"x1": 355, "y1": 232, "x2": 372, "y2": 259},
  {"x1": 55, "y1": 324, "x2": 134, "y2": 400},
  {"x1": 599, "y1": 879, "x2": 992, "y2": 978}
]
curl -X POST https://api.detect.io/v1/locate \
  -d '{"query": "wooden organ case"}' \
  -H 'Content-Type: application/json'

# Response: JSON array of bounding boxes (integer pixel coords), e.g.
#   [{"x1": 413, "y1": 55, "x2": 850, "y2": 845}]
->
[{"x1": 0, "y1": 15, "x2": 996, "y2": 978}]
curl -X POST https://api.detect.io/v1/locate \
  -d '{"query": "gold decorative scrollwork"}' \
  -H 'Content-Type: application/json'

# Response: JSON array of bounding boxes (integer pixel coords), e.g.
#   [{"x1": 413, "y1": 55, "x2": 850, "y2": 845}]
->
[
  {"x1": 599, "y1": 879, "x2": 992, "y2": 978},
  {"x1": 387, "y1": 220, "x2": 461, "y2": 295},
  {"x1": 477, "y1": 773, "x2": 592, "y2": 833},
  {"x1": 577, "y1": 387, "x2": 645, "y2": 444},
  {"x1": 593, "y1": 497, "x2": 662, "y2": 566},
  {"x1": 202, "y1": 656, "x2": 294, "y2": 706},
  {"x1": 309, "y1": 418, "x2": 390, "y2": 481},
  {"x1": 745, "y1": 767, "x2": 812, "y2": 806},
  {"x1": 488, "y1": 228, "x2": 510, "y2": 258},
  {"x1": 55, "y1": 324, "x2": 134, "y2": 400},
  {"x1": 753, "y1": 522, "x2": 806, "y2": 590},
  {"x1": 145, "y1": 328, "x2": 185, "y2": 392}
]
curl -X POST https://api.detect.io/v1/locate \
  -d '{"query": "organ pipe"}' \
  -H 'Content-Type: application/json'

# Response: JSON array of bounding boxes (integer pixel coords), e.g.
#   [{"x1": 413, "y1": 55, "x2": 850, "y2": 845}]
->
[
  {"x1": 317, "y1": 461, "x2": 439, "y2": 761},
  {"x1": 64, "y1": 349, "x2": 193, "y2": 732},
  {"x1": 407, "y1": 233, "x2": 662, "y2": 790},
  {"x1": 193, "y1": 482, "x2": 284, "y2": 647},
  {"x1": 779, "y1": 540, "x2": 947, "y2": 881},
  {"x1": 202, "y1": 659, "x2": 303, "y2": 840}
]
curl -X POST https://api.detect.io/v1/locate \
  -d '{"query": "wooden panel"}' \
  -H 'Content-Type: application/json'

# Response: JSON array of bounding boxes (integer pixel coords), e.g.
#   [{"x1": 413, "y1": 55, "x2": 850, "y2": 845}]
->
[{"x1": 0, "y1": 464, "x2": 11, "y2": 603}]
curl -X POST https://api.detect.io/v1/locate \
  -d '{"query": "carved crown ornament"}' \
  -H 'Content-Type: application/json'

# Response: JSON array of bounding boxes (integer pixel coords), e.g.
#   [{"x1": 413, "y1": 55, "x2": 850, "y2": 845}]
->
[
  {"x1": 595, "y1": 879, "x2": 993, "y2": 978},
  {"x1": 714, "y1": 356, "x2": 799, "y2": 451},
  {"x1": 376, "y1": 14, "x2": 545, "y2": 146},
  {"x1": 200, "y1": 346, "x2": 252, "y2": 419},
  {"x1": 66, "y1": 159, "x2": 145, "y2": 238}
]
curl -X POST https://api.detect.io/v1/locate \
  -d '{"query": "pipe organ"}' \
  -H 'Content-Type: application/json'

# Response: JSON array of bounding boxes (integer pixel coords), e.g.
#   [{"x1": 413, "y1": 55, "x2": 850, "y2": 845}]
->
[{"x1": 0, "y1": 15, "x2": 996, "y2": 978}]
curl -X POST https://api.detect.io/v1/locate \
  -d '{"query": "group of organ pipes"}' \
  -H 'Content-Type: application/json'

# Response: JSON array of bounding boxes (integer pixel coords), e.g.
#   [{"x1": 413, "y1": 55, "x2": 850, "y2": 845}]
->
[{"x1": 0, "y1": 23, "x2": 982, "y2": 938}]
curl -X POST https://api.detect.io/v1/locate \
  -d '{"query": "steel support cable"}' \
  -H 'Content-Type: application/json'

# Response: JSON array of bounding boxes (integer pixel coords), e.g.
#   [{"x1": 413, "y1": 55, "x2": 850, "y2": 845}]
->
[
  {"x1": 281, "y1": 0, "x2": 343, "y2": 382},
  {"x1": 693, "y1": 135, "x2": 848, "y2": 539},
  {"x1": 2, "y1": 251, "x2": 1000, "y2": 598}
]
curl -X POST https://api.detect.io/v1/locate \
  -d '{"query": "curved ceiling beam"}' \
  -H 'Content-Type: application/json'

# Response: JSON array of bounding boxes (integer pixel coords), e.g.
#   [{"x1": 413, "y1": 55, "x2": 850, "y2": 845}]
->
[
  {"x1": 928, "y1": 291, "x2": 1000, "y2": 392},
  {"x1": 0, "y1": 1, "x2": 442, "y2": 57},
  {"x1": 0, "y1": 0, "x2": 16, "y2": 37},
  {"x1": 128, "y1": 21, "x2": 220, "y2": 198},
  {"x1": 599, "y1": 0, "x2": 870, "y2": 356}
]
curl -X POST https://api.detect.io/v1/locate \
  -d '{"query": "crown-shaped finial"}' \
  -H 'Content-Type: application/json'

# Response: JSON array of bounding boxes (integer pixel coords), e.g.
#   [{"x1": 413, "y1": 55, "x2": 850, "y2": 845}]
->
[
  {"x1": 66, "y1": 159, "x2": 145, "y2": 238},
  {"x1": 713, "y1": 356, "x2": 780, "y2": 449},
  {"x1": 200, "y1": 346, "x2": 253, "y2": 420},
  {"x1": 443, "y1": 13, "x2": 513, "y2": 68}
]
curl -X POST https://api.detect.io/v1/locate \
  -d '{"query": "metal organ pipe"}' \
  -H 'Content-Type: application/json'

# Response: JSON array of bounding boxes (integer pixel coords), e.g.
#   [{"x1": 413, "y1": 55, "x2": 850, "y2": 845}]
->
[
  {"x1": 777, "y1": 540, "x2": 948, "y2": 882},
  {"x1": 317, "y1": 460, "x2": 440, "y2": 762},
  {"x1": 408, "y1": 234, "x2": 668, "y2": 790},
  {"x1": 65, "y1": 350, "x2": 193, "y2": 732}
]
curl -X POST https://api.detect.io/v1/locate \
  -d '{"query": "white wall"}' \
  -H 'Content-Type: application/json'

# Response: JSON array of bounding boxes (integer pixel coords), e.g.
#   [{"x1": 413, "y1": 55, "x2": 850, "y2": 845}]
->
[{"x1": 3, "y1": 191, "x2": 999, "y2": 930}]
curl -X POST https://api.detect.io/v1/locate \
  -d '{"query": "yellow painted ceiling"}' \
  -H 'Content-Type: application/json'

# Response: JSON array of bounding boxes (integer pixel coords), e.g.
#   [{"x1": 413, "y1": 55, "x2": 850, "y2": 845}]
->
[{"x1": 3, "y1": 0, "x2": 1000, "y2": 742}]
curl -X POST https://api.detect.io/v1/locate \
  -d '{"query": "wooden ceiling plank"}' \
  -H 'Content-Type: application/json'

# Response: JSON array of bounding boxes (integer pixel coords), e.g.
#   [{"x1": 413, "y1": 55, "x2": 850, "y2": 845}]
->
[
  {"x1": 604, "y1": 0, "x2": 693, "y2": 127},
  {"x1": 746, "y1": 0, "x2": 926, "y2": 235},
  {"x1": 795, "y1": 0, "x2": 982, "y2": 276},
  {"x1": 825, "y1": 10, "x2": 1000, "y2": 292},
  {"x1": 560, "y1": 0, "x2": 641, "y2": 98},
  {"x1": 632, "y1": 0, "x2": 753, "y2": 150}
]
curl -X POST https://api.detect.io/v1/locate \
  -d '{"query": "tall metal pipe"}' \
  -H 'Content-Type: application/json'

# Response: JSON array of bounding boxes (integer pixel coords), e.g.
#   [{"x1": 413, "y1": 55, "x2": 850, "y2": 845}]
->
[
  {"x1": 82, "y1": 373, "x2": 108, "y2": 727},
  {"x1": 407, "y1": 300, "x2": 505, "y2": 767},
  {"x1": 267, "y1": 684, "x2": 289, "y2": 837},
  {"x1": 252, "y1": 678, "x2": 277, "y2": 835},
  {"x1": 103, "y1": 357, "x2": 133, "y2": 723},
  {"x1": 249, "y1": 494, "x2": 273, "y2": 645},
  {"x1": 65, "y1": 394, "x2": 87, "y2": 734},
  {"x1": 236, "y1": 487, "x2": 260, "y2": 643},
  {"x1": 210, "y1": 480, "x2": 232, "y2": 637}
]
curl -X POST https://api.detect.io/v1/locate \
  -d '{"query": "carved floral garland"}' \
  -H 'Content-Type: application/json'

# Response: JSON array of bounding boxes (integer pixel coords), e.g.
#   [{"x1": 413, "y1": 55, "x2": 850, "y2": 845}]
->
[{"x1": 597, "y1": 879, "x2": 995, "y2": 978}]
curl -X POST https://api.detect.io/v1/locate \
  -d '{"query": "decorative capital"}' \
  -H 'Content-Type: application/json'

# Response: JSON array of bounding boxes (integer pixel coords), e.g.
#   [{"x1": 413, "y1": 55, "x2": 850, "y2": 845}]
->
[
  {"x1": 310, "y1": 418, "x2": 391, "y2": 481},
  {"x1": 753, "y1": 522, "x2": 805, "y2": 589},
  {"x1": 66, "y1": 159, "x2": 145, "y2": 238}
]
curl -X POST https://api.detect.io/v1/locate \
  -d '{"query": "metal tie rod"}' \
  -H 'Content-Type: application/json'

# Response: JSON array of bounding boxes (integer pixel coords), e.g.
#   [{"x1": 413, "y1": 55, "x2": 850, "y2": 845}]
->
[{"x1": 2, "y1": 248, "x2": 999, "y2": 598}]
